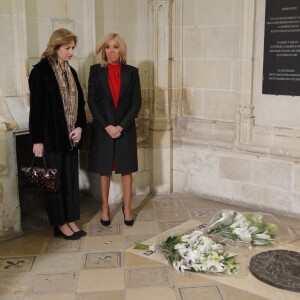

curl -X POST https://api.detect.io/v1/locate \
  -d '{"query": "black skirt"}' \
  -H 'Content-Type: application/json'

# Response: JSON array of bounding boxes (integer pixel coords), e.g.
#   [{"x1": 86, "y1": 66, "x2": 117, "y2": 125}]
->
[{"x1": 43, "y1": 149, "x2": 80, "y2": 226}]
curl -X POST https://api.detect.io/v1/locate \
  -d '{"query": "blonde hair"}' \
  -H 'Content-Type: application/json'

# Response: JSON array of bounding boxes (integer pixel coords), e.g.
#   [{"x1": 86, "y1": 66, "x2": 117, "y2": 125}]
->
[
  {"x1": 96, "y1": 33, "x2": 127, "y2": 67},
  {"x1": 41, "y1": 28, "x2": 77, "y2": 60}
]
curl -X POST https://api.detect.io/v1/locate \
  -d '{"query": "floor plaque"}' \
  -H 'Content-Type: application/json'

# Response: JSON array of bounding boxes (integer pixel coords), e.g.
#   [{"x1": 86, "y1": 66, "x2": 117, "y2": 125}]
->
[{"x1": 249, "y1": 250, "x2": 300, "y2": 292}]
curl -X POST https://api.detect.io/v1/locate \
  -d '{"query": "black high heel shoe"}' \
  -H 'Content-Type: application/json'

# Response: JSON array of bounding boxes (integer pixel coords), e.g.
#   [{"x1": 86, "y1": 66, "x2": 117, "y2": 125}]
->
[
  {"x1": 100, "y1": 210, "x2": 111, "y2": 227},
  {"x1": 53, "y1": 226, "x2": 81, "y2": 240},
  {"x1": 122, "y1": 205, "x2": 134, "y2": 226},
  {"x1": 73, "y1": 229, "x2": 87, "y2": 237},
  {"x1": 67, "y1": 223, "x2": 87, "y2": 237}
]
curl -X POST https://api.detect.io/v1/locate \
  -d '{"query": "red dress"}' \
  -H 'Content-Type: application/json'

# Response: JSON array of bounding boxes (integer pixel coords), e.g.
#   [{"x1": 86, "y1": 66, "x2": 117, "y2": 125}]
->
[
  {"x1": 108, "y1": 63, "x2": 121, "y2": 108},
  {"x1": 108, "y1": 63, "x2": 121, "y2": 170}
]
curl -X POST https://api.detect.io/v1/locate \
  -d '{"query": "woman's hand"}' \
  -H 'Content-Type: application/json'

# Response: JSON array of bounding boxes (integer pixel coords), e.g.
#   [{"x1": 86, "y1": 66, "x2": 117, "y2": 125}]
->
[
  {"x1": 105, "y1": 125, "x2": 122, "y2": 138},
  {"x1": 33, "y1": 143, "x2": 44, "y2": 157},
  {"x1": 116, "y1": 125, "x2": 123, "y2": 134},
  {"x1": 70, "y1": 127, "x2": 83, "y2": 143}
]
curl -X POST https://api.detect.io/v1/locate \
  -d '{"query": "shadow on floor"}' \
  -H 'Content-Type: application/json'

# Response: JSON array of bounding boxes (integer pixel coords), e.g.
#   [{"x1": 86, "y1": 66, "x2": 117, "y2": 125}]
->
[{"x1": 20, "y1": 190, "x2": 101, "y2": 233}]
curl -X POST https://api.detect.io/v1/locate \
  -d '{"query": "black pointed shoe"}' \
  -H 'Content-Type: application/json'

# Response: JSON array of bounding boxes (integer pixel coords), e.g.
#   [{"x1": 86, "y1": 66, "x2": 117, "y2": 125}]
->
[
  {"x1": 122, "y1": 205, "x2": 134, "y2": 226},
  {"x1": 74, "y1": 230, "x2": 87, "y2": 237},
  {"x1": 53, "y1": 226, "x2": 81, "y2": 240},
  {"x1": 100, "y1": 210, "x2": 111, "y2": 226},
  {"x1": 100, "y1": 218, "x2": 111, "y2": 226}
]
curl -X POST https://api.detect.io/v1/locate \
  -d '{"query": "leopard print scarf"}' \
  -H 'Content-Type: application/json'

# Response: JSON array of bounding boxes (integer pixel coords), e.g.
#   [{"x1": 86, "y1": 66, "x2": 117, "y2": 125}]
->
[{"x1": 50, "y1": 59, "x2": 78, "y2": 148}]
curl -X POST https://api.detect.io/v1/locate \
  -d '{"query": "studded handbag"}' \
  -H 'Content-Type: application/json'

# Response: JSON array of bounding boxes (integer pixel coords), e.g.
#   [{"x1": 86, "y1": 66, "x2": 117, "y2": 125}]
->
[{"x1": 19, "y1": 156, "x2": 60, "y2": 192}]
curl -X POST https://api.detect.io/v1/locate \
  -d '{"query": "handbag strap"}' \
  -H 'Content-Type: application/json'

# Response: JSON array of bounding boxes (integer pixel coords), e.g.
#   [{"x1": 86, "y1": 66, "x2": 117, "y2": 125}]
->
[{"x1": 30, "y1": 156, "x2": 48, "y2": 170}]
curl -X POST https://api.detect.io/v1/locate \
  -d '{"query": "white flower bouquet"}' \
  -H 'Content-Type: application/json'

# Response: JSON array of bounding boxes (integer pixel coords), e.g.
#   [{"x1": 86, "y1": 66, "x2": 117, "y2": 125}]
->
[
  {"x1": 205, "y1": 210, "x2": 296, "y2": 246},
  {"x1": 134, "y1": 228, "x2": 248, "y2": 276},
  {"x1": 159, "y1": 230, "x2": 240, "y2": 274}
]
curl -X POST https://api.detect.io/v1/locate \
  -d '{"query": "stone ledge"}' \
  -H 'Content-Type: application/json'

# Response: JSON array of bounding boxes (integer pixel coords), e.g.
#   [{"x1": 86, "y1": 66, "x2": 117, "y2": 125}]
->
[{"x1": 176, "y1": 118, "x2": 300, "y2": 161}]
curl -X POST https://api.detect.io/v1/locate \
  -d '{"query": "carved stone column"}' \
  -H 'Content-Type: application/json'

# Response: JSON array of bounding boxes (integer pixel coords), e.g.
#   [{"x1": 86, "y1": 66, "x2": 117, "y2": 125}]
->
[
  {"x1": 148, "y1": 0, "x2": 173, "y2": 193},
  {"x1": 82, "y1": 0, "x2": 96, "y2": 115},
  {"x1": 0, "y1": 0, "x2": 28, "y2": 240},
  {"x1": 12, "y1": 0, "x2": 29, "y2": 107},
  {"x1": 235, "y1": 0, "x2": 255, "y2": 145}
]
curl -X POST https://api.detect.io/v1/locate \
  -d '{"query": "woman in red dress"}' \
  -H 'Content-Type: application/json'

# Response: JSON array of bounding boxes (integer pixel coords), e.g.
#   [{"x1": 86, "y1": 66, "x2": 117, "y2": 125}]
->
[{"x1": 88, "y1": 33, "x2": 142, "y2": 226}]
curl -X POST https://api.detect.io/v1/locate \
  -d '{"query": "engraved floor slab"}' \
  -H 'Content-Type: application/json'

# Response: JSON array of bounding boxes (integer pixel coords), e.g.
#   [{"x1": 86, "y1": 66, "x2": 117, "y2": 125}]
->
[
  {"x1": 190, "y1": 208, "x2": 218, "y2": 220},
  {"x1": 154, "y1": 200, "x2": 183, "y2": 209},
  {"x1": 89, "y1": 223, "x2": 121, "y2": 236},
  {"x1": 0, "y1": 256, "x2": 35, "y2": 273},
  {"x1": 125, "y1": 266, "x2": 170, "y2": 288},
  {"x1": 84, "y1": 252, "x2": 121, "y2": 268}
]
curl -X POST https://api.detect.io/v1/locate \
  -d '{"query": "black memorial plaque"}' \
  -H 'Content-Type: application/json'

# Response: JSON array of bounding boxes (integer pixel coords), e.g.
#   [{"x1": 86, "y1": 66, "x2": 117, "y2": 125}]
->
[
  {"x1": 262, "y1": 0, "x2": 300, "y2": 96},
  {"x1": 249, "y1": 250, "x2": 300, "y2": 292}
]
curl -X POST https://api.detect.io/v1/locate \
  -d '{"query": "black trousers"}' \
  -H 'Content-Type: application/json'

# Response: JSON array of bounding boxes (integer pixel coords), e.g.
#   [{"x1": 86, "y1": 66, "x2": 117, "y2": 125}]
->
[{"x1": 43, "y1": 149, "x2": 80, "y2": 226}]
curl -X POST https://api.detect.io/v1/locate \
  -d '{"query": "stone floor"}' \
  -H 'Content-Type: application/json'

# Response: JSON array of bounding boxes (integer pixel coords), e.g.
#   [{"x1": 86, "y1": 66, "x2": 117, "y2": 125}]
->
[{"x1": 0, "y1": 192, "x2": 299, "y2": 300}]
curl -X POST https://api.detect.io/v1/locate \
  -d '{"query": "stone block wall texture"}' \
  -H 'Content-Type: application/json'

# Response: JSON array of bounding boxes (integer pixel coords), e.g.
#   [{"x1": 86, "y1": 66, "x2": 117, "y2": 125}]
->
[{"x1": 177, "y1": 0, "x2": 300, "y2": 217}]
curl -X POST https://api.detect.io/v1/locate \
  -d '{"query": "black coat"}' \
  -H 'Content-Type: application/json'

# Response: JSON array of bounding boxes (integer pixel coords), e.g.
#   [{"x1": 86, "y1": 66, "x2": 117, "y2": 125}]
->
[
  {"x1": 28, "y1": 59, "x2": 86, "y2": 151},
  {"x1": 88, "y1": 63, "x2": 142, "y2": 175}
]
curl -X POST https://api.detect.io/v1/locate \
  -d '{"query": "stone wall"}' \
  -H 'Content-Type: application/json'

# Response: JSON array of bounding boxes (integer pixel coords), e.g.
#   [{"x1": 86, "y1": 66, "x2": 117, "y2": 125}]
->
[
  {"x1": 0, "y1": 91, "x2": 21, "y2": 241},
  {"x1": 173, "y1": 0, "x2": 300, "y2": 217}
]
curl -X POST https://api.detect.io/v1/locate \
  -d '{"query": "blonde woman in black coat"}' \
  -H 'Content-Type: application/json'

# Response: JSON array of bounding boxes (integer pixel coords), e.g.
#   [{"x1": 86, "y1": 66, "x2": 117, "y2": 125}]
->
[
  {"x1": 29, "y1": 28, "x2": 86, "y2": 240},
  {"x1": 88, "y1": 33, "x2": 142, "y2": 226}
]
